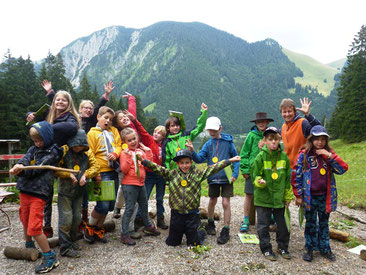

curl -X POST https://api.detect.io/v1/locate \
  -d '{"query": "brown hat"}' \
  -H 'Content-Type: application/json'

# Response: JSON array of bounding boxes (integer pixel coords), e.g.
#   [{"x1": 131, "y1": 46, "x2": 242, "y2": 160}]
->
[{"x1": 250, "y1": 112, "x2": 274, "y2": 122}]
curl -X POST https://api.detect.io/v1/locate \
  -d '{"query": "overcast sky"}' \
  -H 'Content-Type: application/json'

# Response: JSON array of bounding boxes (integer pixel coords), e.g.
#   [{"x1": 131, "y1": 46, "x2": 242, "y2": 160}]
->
[{"x1": 1, "y1": 0, "x2": 365, "y2": 64}]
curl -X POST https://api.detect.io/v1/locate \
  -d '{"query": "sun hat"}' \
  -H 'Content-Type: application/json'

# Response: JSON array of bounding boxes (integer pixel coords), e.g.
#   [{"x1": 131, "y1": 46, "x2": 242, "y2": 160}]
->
[{"x1": 250, "y1": 112, "x2": 274, "y2": 122}]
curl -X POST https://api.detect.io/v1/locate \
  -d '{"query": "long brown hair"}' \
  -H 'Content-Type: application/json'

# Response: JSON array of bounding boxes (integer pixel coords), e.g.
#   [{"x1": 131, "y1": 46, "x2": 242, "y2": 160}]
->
[{"x1": 302, "y1": 135, "x2": 333, "y2": 169}]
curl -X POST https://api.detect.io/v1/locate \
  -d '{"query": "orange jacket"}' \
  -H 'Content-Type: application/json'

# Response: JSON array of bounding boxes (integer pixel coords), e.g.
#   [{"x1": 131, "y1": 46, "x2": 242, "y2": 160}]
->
[{"x1": 120, "y1": 149, "x2": 153, "y2": 186}]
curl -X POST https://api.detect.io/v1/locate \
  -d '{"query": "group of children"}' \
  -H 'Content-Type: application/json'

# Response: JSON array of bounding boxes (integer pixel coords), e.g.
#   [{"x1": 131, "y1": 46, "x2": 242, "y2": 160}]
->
[{"x1": 9, "y1": 79, "x2": 348, "y2": 273}]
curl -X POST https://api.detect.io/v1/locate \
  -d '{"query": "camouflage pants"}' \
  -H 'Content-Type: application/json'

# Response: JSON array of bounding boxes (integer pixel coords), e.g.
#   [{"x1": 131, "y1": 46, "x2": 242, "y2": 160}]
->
[{"x1": 304, "y1": 194, "x2": 330, "y2": 253}]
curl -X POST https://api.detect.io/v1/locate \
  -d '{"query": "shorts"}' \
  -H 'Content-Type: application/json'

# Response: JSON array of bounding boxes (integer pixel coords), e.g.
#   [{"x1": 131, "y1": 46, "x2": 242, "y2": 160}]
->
[
  {"x1": 244, "y1": 177, "x2": 254, "y2": 194},
  {"x1": 208, "y1": 184, "x2": 233, "y2": 198},
  {"x1": 19, "y1": 193, "x2": 46, "y2": 236}
]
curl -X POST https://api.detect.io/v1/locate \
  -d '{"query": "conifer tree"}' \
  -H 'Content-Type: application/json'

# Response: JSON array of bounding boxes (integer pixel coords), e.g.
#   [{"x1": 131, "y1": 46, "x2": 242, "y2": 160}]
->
[{"x1": 77, "y1": 72, "x2": 92, "y2": 106}]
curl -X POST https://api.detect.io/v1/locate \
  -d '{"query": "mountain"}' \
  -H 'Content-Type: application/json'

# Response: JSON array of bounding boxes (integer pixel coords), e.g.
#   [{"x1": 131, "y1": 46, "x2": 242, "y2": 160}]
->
[
  {"x1": 327, "y1": 58, "x2": 347, "y2": 70},
  {"x1": 59, "y1": 21, "x2": 337, "y2": 134}
]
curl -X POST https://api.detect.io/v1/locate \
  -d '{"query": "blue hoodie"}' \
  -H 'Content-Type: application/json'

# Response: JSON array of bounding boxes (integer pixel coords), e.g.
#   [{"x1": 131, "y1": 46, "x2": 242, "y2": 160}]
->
[
  {"x1": 16, "y1": 121, "x2": 63, "y2": 201},
  {"x1": 192, "y1": 133, "x2": 239, "y2": 184}
]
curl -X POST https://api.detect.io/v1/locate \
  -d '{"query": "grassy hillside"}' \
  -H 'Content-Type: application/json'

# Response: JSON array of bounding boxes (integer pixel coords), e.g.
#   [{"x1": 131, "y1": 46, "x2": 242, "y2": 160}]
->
[
  {"x1": 283, "y1": 48, "x2": 338, "y2": 96},
  {"x1": 327, "y1": 58, "x2": 346, "y2": 70}
]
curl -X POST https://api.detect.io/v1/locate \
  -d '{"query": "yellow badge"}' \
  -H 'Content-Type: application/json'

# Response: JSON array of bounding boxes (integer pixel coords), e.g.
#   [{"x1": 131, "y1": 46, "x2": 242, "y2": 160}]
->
[
  {"x1": 212, "y1": 157, "x2": 218, "y2": 163},
  {"x1": 271, "y1": 172, "x2": 279, "y2": 180},
  {"x1": 181, "y1": 180, "x2": 187, "y2": 187},
  {"x1": 122, "y1": 143, "x2": 128, "y2": 150},
  {"x1": 320, "y1": 168, "x2": 326, "y2": 175},
  {"x1": 74, "y1": 165, "x2": 80, "y2": 171},
  {"x1": 176, "y1": 147, "x2": 181, "y2": 152},
  {"x1": 30, "y1": 160, "x2": 36, "y2": 165}
]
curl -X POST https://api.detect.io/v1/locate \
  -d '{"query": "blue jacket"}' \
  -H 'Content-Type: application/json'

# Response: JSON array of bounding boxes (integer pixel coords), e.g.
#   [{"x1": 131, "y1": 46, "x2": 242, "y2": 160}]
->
[
  {"x1": 16, "y1": 121, "x2": 63, "y2": 201},
  {"x1": 192, "y1": 133, "x2": 239, "y2": 184}
]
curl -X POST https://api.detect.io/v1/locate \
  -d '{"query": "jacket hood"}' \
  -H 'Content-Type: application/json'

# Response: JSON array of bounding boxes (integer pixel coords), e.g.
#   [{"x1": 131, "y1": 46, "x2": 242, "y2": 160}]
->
[
  {"x1": 31, "y1": 121, "x2": 54, "y2": 148},
  {"x1": 249, "y1": 126, "x2": 263, "y2": 138},
  {"x1": 167, "y1": 131, "x2": 182, "y2": 139},
  {"x1": 218, "y1": 133, "x2": 234, "y2": 142},
  {"x1": 67, "y1": 129, "x2": 89, "y2": 149}
]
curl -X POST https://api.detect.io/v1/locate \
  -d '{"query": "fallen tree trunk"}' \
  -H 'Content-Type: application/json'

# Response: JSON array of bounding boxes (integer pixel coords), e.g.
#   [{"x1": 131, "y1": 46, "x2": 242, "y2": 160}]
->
[
  {"x1": 199, "y1": 207, "x2": 221, "y2": 220},
  {"x1": 48, "y1": 237, "x2": 59, "y2": 248},
  {"x1": 335, "y1": 210, "x2": 366, "y2": 225},
  {"x1": 329, "y1": 228, "x2": 350, "y2": 242},
  {"x1": 4, "y1": 247, "x2": 39, "y2": 261},
  {"x1": 103, "y1": 219, "x2": 116, "y2": 232}
]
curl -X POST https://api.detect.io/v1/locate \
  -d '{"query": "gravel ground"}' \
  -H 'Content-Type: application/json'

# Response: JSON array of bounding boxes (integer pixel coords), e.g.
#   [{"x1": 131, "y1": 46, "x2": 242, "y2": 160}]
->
[{"x1": 1, "y1": 196, "x2": 366, "y2": 275}]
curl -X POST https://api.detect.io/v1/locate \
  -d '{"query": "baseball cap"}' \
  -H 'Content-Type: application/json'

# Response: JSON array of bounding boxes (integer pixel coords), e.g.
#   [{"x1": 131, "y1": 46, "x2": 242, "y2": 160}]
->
[
  {"x1": 310, "y1": 125, "x2": 329, "y2": 137},
  {"x1": 205, "y1": 117, "x2": 221, "y2": 130},
  {"x1": 173, "y1": 149, "x2": 193, "y2": 162},
  {"x1": 263, "y1": 126, "x2": 280, "y2": 137}
]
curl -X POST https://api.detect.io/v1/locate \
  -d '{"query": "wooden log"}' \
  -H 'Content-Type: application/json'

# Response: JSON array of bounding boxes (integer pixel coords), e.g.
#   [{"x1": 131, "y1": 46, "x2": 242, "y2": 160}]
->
[
  {"x1": 329, "y1": 228, "x2": 350, "y2": 242},
  {"x1": 249, "y1": 198, "x2": 256, "y2": 225},
  {"x1": 360, "y1": 250, "x2": 366, "y2": 261},
  {"x1": 4, "y1": 247, "x2": 39, "y2": 261},
  {"x1": 48, "y1": 237, "x2": 59, "y2": 248},
  {"x1": 102, "y1": 219, "x2": 116, "y2": 232},
  {"x1": 199, "y1": 207, "x2": 221, "y2": 220}
]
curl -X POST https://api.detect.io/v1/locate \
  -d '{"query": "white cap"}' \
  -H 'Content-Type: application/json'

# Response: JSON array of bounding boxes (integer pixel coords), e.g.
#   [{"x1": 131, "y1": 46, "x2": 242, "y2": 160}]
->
[{"x1": 205, "y1": 117, "x2": 221, "y2": 130}]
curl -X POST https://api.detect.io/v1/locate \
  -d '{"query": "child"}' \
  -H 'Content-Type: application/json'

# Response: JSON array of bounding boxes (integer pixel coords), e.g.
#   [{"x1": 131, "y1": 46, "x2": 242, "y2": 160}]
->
[
  {"x1": 139, "y1": 145, "x2": 241, "y2": 247},
  {"x1": 294, "y1": 125, "x2": 348, "y2": 262},
  {"x1": 162, "y1": 103, "x2": 208, "y2": 170},
  {"x1": 85, "y1": 106, "x2": 122, "y2": 243},
  {"x1": 9, "y1": 121, "x2": 62, "y2": 273},
  {"x1": 126, "y1": 111, "x2": 169, "y2": 229},
  {"x1": 239, "y1": 112, "x2": 273, "y2": 233},
  {"x1": 119, "y1": 127, "x2": 160, "y2": 245},
  {"x1": 192, "y1": 116, "x2": 239, "y2": 244},
  {"x1": 251, "y1": 127, "x2": 293, "y2": 261},
  {"x1": 55, "y1": 129, "x2": 100, "y2": 257}
]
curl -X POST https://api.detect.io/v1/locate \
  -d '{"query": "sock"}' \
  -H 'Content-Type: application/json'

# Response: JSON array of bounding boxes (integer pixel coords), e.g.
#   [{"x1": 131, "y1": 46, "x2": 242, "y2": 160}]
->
[
  {"x1": 89, "y1": 216, "x2": 98, "y2": 226},
  {"x1": 25, "y1": 240, "x2": 35, "y2": 248},
  {"x1": 208, "y1": 218, "x2": 214, "y2": 222},
  {"x1": 224, "y1": 225, "x2": 230, "y2": 230},
  {"x1": 244, "y1": 216, "x2": 249, "y2": 222}
]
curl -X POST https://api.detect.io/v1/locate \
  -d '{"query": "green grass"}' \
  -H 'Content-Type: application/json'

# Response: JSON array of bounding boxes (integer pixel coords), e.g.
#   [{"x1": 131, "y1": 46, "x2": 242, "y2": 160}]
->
[
  {"x1": 327, "y1": 58, "x2": 346, "y2": 70},
  {"x1": 283, "y1": 48, "x2": 339, "y2": 96}
]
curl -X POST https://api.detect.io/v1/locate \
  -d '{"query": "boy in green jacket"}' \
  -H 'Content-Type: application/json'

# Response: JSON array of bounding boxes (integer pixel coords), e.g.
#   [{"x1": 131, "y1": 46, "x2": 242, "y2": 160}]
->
[{"x1": 251, "y1": 127, "x2": 293, "y2": 261}]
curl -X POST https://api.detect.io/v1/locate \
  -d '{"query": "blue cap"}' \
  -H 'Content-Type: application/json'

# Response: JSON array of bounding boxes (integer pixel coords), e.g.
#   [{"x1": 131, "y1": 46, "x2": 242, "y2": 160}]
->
[{"x1": 310, "y1": 125, "x2": 329, "y2": 137}]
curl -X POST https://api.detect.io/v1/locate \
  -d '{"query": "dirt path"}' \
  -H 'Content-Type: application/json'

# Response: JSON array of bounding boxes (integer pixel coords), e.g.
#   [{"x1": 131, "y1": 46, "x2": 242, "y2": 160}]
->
[{"x1": 1, "y1": 196, "x2": 365, "y2": 274}]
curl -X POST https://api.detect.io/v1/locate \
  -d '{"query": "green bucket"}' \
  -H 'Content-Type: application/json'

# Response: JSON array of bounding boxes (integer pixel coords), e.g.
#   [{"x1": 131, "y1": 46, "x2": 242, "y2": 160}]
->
[{"x1": 88, "y1": 180, "x2": 116, "y2": 201}]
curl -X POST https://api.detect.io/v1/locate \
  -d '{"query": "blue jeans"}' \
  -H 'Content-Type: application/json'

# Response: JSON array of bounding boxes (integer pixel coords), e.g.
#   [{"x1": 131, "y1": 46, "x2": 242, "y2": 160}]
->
[
  {"x1": 94, "y1": 171, "x2": 118, "y2": 215},
  {"x1": 58, "y1": 194, "x2": 82, "y2": 254},
  {"x1": 122, "y1": 185, "x2": 151, "y2": 235},
  {"x1": 304, "y1": 194, "x2": 330, "y2": 253},
  {"x1": 137, "y1": 172, "x2": 166, "y2": 217}
]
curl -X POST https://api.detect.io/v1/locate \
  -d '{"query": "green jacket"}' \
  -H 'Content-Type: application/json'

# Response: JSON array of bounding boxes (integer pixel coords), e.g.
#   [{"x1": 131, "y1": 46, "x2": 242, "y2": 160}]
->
[
  {"x1": 162, "y1": 109, "x2": 207, "y2": 169},
  {"x1": 251, "y1": 145, "x2": 293, "y2": 208},
  {"x1": 239, "y1": 126, "x2": 263, "y2": 175},
  {"x1": 142, "y1": 159, "x2": 231, "y2": 214}
]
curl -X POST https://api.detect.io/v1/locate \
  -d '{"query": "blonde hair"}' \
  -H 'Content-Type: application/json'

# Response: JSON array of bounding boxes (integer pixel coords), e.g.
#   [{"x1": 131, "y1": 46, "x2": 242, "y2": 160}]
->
[
  {"x1": 29, "y1": 127, "x2": 42, "y2": 139},
  {"x1": 47, "y1": 90, "x2": 81, "y2": 128},
  {"x1": 79, "y1": 100, "x2": 94, "y2": 113},
  {"x1": 280, "y1": 98, "x2": 296, "y2": 113},
  {"x1": 154, "y1": 125, "x2": 166, "y2": 138},
  {"x1": 98, "y1": 106, "x2": 115, "y2": 117},
  {"x1": 120, "y1": 127, "x2": 136, "y2": 142}
]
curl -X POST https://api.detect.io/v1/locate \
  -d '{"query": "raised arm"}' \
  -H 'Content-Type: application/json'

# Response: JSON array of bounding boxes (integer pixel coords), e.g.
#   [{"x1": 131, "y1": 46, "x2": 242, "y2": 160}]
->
[
  {"x1": 188, "y1": 103, "x2": 208, "y2": 141},
  {"x1": 123, "y1": 92, "x2": 137, "y2": 118}
]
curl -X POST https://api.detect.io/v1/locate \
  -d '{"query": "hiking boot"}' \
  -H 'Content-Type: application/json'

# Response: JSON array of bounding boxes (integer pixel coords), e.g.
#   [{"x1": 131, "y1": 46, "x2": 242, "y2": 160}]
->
[
  {"x1": 113, "y1": 207, "x2": 121, "y2": 219},
  {"x1": 217, "y1": 227, "x2": 230, "y2": 244},
  {"x1": 206, "y1": 219, "x2": 216, "y2": 235},
  {"x1": 157, "y1": 214, "x2": 169, "y2": 230},
  {"x1": 278, "y1": 248, "x2": 292, "y2": 259},
  {"x1": 121, "y1": 234, "x2": 136, "y2": 246},
  {"x1": 42, "y1": 226, "x2": 54, "y2": 238},
  {"x1": 240, "y1": 220, "x2": 249, "y2": 233},
  {"x1": 94, "y1": 227, "x2": 108, "y2": 243},
  {"x1": 263, "y1": 250, "x2": 277, "y2": 261},
  {"x1": 134, "y1": 217, "x2": 144, "y2": 232},
  {"x1": 61, "y1": 248, "x2": 80, "y2": 258},
  {"x1": 129, "y1": 231, "x2": 142, "y2": 239},
  {"x1": 321, "y1": 250, "x2": 336, "y2": 262},
  {"x1": 83, "y1": 222, "x2": 95, "y2": 243},
  {"x1": 72, "y1": 242, "x2": 82, "y2": 251},
  {"x1": 197, "y1": 222, "x2": 207, "y2": 244},
  {"x1": 303, "y1": 248, "x2": 313, "y2": 262},
  {"x1": 143, "y1": 225, "x2": 161, "y2": 236},
  {"x1": 35, "y1": 250, "x2": 59, "y2": 273}
]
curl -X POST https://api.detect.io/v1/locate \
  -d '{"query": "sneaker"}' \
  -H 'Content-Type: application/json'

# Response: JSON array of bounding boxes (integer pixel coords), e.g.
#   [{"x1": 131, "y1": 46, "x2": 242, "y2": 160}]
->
[
  {"x1": 35, "y1": 250, "x2": 59, "y2": 273},
  {"x1": 83, "y1": 222, "x2": 95, "y2": 243},
  {"x1": 121, "y1": 234, "x2": 136, "y2": 246},
  {"x1": 61, "y1": 248, "x2": 80, "y2": 258},
  {"x1": 157, "y1": 214, "x2": 169, "y2": 230},
  {"x1": 94, "y1": 227, "x2": 108, "y2": 243},
  {"x1": 206, "y1": 219, "x2": 216, "y2": 235},
  {"x1": 240, "y1": 220, "x2": 249, "y2": 233},
  {"x1": 303, "y1": 248, "x2": 313, "y2": 262},
  {"x1": 278, "y1": 248, "x2": 292, "y2": 259},
  {"x1": 321, "y1": 250, "x2": 336, "y2": 262},
  {"x1": 129, "y1": 231, "x2": 142, "y2": 239},
  {"x1": 217, "y1": 227, "x2": 230, "y2": 244},
  {"x1": 113, "y1": 207, "x2": 121, "y2": 219},
  {"x1": 71, "y1": 242, "x2": 82, "y2": 251},
  {"x1": 42, "y1": 226, "x2": 54, "y2": 239},
  {"x1": 143, "y1": 225, "x2": 161, "y2": 236},
  {"x1": 263, "y1": 250, "x2": 277, "y2": 261},
  {"x1": 134, "y1": 217, "x2": 144, "y2": 232}
]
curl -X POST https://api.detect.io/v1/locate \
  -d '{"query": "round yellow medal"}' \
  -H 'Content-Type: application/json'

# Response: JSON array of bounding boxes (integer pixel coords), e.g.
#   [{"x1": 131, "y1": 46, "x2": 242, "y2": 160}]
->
[
  {"x1": 181, "y1": 180, "x2": 187, "y2": 187},
  {"x1": 271, "y1": 172, "x2": 279, "y2": 180},
  {"x1": 176, "y1": 147, "x2": 181, "y2": 152},
  {"x1": 30, "y1": 160, "x2": 36, "y2": 165},
  {"x1": 212, "y1": 157, "x2": 218, "y2": 163},
  {"x1": 320, "y1": 168, "x2": 326, "y2": 175},
  {"x1": 74, "y1": 165, "x2": 80, "y2": 171},
  {"x1": 122, "y1": 143, "x2": 128, "y2": 150}
]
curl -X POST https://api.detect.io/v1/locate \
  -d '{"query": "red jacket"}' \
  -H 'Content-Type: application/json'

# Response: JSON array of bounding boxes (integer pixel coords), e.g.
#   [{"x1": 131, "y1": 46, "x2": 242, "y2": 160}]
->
[{"x1": 120, "y1": 149, "x2": 153, "y2": 186}]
